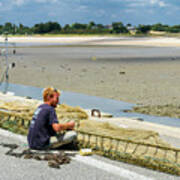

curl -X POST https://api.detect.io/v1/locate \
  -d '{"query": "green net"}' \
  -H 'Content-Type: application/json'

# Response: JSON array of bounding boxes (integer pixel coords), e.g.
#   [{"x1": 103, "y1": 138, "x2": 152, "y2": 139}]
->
[{"x1": 0, "y1": 95, "x2": 179, "y2": 176}]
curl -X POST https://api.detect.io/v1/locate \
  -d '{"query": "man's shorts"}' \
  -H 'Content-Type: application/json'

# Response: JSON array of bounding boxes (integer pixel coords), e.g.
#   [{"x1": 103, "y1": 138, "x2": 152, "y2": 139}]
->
[{"x1": 50, "y1": 130, "x2": 77, "y2": 149}]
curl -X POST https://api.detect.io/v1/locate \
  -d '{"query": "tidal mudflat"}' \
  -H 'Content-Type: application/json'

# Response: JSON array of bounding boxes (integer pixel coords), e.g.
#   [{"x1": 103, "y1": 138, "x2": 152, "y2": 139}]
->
[
  {"x1": 4, "y1": 45, "x2": 180, "y2": 105},
  {"x1": 1, "y1": 36, "x2": 180, "y2": 117}
]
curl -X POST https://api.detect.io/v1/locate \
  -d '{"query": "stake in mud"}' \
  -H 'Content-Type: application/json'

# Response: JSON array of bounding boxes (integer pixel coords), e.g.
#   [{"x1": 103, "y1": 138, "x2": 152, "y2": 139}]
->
[{"x1": 0, "y1": 32, "x2": 16, "y2": 93}]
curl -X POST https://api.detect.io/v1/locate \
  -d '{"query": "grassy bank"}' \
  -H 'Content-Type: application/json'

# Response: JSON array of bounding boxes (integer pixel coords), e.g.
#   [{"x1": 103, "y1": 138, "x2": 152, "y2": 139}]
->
[{"x1": 126, "y1": 104, "x2": 180, "y2": 119}]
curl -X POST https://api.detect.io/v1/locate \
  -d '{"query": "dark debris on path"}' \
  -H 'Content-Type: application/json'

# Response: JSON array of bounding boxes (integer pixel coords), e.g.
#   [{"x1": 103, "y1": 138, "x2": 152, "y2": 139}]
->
[{"x1": 0, "y1": 143, "x2": 75, "y2": 169}]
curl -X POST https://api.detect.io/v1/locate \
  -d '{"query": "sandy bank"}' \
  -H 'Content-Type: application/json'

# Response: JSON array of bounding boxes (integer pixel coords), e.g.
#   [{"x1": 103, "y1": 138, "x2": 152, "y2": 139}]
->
[
  {"x1": 90, "y1": 37, "x2": 180, "y2": 47},
  {"x1": 0, "y1": 36, "x2": 109, "y2": 44},
  {"x1": 1, "y1": 36, "x2": 180, "y2": 47}
]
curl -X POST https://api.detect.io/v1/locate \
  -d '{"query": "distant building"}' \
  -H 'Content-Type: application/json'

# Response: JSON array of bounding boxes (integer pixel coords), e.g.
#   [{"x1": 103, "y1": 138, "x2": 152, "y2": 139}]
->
[
  {"x1": 104, "y1": 25, "x2": 113, "y2": 30},
  {"x1": 127, "y1": 26, "x2": 137, "y2": 34}
]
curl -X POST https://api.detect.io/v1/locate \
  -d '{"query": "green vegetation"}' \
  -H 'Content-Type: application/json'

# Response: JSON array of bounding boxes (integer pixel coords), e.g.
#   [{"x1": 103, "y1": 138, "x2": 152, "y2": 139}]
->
[
  {"x1": 0, "y1": 21, "x2": 127, "y2": 35},
  {"x1": 1, "y1": 20, "x2": 180, "y2": 36},
  {"x1": 1, "y1": 21, "x2": 180, "y2": 36},
  {"x1": 126, "y1": 104, "x2": 180, "y2": 119},
  {"x1": 136, "y1": 23, "x2": 180, "y2": 34}
]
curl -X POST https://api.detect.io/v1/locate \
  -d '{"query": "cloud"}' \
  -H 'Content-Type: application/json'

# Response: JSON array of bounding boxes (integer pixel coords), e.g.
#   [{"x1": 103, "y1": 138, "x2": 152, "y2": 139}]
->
[
  {"x1": 150, "y1": 0, "x2": 167, "y2": 7},
  {"x1": 0, "y1": 0, "x2": 179, "y2": 26},
  {"x1": 35, "y1": 0, "x2": 58, "y2": 3},
  {"x1": 3, "y1": 0, "x2": 59, "y2": 8},
  {"x1": 13, "y1": 0, "x2": 26, "y2": 6},
  {"x1": 125, "y1": 0, "x2": 168, "y2": 8}
]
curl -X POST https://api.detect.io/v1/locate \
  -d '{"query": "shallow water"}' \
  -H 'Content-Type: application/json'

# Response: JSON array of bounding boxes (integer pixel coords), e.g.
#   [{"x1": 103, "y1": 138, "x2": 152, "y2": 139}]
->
[
  {"x1": 0, "y1": 42, "x2": 74, "y2": 48},
  {"x1": 0, "y1": 82, "x2": 180, "y2": 127}
]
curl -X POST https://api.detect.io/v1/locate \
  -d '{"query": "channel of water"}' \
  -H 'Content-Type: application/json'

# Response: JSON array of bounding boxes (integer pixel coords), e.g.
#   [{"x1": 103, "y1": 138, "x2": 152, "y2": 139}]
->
[{"x1": 0, "y1": 82, "x2": 180, "y2": 127}]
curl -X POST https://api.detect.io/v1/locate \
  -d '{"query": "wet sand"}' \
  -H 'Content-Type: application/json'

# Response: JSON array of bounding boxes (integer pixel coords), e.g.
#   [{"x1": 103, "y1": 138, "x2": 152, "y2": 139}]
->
[{"x1": 2, "y1": 43, "x2": 179, "y2": 107}]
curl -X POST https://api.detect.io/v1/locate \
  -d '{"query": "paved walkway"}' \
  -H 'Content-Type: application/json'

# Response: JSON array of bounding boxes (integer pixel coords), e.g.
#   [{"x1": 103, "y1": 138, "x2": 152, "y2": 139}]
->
[{"x1": 0, "y1": 128, "x2": 179, "y2": 180}]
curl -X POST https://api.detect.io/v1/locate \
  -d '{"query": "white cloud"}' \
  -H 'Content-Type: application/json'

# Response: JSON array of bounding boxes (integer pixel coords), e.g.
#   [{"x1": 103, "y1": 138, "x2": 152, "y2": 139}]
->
[
  {"x1": 75, "y1": 5, "x2": 88, "y2": 12},
  {"x1": 125, "y1": 0, "x2": 168, "y2": 8},
  {"x1": 35, "y1": 0, "x2": 58, "y2": 3},
  {"x1": 0, "y1": 0, "x2": 177, "y2": 26},
  {"x1": 4, "y1": 0, "x2": 59, "y2": 8},
  {"x1": 13, "y1": 0, "x2": 26, "y2": 6},
  {"x1": 111, "y1": 14, "x2": 118, "y2": 18},
  {"x1": 48, "y1": 11, "x2": 57, "y2": 17},
  {"x1": 159, "y1": 1, "x2": 166, "y2": 7},
  {"x1": 150, "y1": 0, "x2": 167, "y2": 7}
]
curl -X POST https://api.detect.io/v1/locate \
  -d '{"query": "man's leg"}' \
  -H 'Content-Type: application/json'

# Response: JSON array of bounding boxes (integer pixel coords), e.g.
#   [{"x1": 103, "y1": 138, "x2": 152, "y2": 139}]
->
[{"x1": 50, "y1": 131, "x2": 77, "y2": 149}]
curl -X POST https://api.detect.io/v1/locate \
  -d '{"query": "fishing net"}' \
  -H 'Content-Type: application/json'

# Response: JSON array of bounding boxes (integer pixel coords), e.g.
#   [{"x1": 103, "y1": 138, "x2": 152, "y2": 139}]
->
[
  {"x1": 0, "y1": 93, "x2": 180, "y2": 175},
  {"x1": 77, "y1": 120, "x2": 180, "y2": 175}
]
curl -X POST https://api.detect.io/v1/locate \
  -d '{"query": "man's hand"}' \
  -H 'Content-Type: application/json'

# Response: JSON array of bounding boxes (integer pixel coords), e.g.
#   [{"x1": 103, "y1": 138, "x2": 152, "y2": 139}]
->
[
  {"x1": 67, "y1": 121, "x2": 75, "y2": 130},
  {"x1": 52, "y1": 121, "x2": 75, "y2": 132}
]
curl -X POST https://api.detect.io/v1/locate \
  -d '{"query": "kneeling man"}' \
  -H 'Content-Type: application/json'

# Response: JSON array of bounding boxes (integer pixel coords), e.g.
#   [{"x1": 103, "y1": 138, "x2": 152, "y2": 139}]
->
[{"x1": 28, "y1": 87, "x2": 77, "y2": 150}]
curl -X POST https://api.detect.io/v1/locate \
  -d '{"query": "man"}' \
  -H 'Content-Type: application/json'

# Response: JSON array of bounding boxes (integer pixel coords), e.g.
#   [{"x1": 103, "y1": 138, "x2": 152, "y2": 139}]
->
[{"x1": 27, "y1": 87, "x2": 77, "y2": 150}]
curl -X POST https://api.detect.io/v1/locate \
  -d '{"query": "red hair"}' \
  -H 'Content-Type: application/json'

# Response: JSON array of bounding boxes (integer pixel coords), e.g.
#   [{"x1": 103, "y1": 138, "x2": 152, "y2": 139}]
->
[{"x1": 43, "y1": 87, "x2": 60, "y2": 102}]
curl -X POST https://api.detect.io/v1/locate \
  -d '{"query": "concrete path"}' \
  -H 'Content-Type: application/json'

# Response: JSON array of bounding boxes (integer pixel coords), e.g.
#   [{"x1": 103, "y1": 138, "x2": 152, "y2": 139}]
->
[{"x1": 0, "y1": 128, "x2": 179, "y2": 180}]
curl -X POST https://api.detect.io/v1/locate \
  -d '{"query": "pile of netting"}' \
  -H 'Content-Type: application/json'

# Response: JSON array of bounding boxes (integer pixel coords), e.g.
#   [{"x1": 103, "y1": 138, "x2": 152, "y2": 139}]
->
[
  {"x1": 0, "y1": 95, "x2": 88, "y2": 135},
  {"x1": 0, "y1": 94, "x2": 180, "y2": 176},
  {"x1": 78, "y1": 120, "x2": 180, "y2": 176},
  {"x1": 0, "y1": 143, "x2": 73, "y2": 169}
]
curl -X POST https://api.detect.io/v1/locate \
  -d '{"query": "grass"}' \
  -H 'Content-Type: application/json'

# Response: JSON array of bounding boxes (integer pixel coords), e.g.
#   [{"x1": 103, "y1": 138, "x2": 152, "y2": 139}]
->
[{"x1": 127, "y1": 104, "x2": 180, "y2": 119}]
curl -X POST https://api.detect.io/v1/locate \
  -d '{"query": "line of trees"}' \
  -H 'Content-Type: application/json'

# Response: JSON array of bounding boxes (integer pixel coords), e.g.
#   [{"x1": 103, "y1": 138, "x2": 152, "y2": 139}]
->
[
  {"x1": 136, "y1": 23, "x2": 180, "y2": 34},
  {"x1": 1, "y1": 21, "x2": 180, "y2": 35},
  {"x1": 0, "y1": 21, "x2": 128, "y2": 35}
]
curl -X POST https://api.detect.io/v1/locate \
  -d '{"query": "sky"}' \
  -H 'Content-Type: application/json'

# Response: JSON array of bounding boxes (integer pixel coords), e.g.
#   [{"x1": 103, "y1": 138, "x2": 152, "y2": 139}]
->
[{"x1": 0, "y1": 0, "x2": 180, "y2": 26}]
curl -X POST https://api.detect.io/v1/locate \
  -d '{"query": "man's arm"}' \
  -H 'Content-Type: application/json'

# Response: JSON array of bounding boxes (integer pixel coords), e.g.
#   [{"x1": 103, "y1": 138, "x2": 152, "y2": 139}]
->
[{"x1": 52, "y1": 121, "x2": 75, "y2": 133}]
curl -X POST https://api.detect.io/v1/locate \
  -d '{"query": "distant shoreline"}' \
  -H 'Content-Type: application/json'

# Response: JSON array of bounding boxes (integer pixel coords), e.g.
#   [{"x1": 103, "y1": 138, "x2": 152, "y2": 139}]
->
[{"x1": 1, "y1": 36, "x2": 180, "y2": 47}]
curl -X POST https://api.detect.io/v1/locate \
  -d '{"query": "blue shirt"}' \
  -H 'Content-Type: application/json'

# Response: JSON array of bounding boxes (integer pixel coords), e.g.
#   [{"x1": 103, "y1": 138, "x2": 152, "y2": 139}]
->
[{"x1": 27, "y1": 104, "x2": 58, "y2": 150}]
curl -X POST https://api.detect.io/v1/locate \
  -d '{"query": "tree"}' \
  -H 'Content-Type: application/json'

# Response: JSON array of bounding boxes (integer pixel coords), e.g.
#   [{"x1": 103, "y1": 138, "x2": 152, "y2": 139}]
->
[
  {"x1": 112, "y1": 22, "x2": 128, "y2": 33},
  {"x1": 3, "y1": 22, "x2": 13, "y2": 34},
  {"x1": 87, "y1": 21, "x2": 96, "y2": 29},
  {"x1": 71, "y1": 23, "x2": 87, "y2": 30},
  {"x1": 0, "y1": 25, "x2": 3, "y2": 34},
  {"x1": 151, "y1": 23, "x2": 169, "y2": 31},
  {"x1": 96, "y1": 24, "x2": 104, "y2": 29},
  {"x1": 63, "y1": 24, "x2": 70, "y2": 30},
  {"x1": 167, "y1": 25, "x2": 180, "y2": 33},
  {"x1": 33, "y1": 22, "x2": 61, "y2": 34},
  {"x1": 46, "y1": 21, "x2": 61, "y2": 32},
  {"x1": 137, "y1": 24, "x2": 151, "y2": 34}
]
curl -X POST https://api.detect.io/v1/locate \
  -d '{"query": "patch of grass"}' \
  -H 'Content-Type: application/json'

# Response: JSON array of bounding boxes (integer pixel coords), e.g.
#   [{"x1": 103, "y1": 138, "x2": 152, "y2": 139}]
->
[{"x1": 127, "y1": 104, "x2": 180, "y2": 119}]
